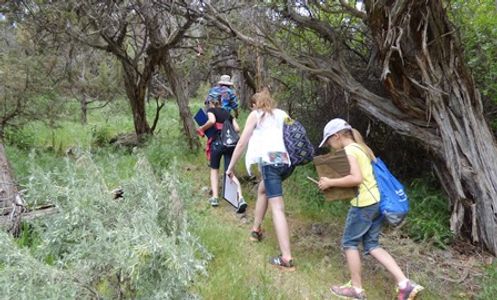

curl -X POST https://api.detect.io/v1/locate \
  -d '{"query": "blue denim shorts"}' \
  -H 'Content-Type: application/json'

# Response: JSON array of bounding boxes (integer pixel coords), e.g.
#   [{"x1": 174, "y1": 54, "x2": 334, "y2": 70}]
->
[
  {"x1": 260, "y1": 163, "x2": 294, "y2": 199},
  {"x1": 342, "y1": 202, "x2": 383, "y2": 254}
]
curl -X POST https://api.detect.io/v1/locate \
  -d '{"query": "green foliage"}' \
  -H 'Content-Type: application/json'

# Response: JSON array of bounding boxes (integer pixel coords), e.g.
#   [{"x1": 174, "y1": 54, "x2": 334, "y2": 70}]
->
[
  {"x1": 0, "y1": 231, "x2": 89, "y2": 299},
  {"x1": 405, "y1": 179, "x2": 453, "y2": 248},
  {"x1": 1, "y1": 90, "x2": 471, "y2": 299},
  {"x1": 478, "y1": 262, "x2": 497, "y2": 299},
  {"x1": 0, "y1": 20, "x2": 72, "y2": 134},
  {"x1": 15, "y1": 223, "x2": 42, "y2": 250},
  {"x1": 3, "y1": 152, "x2": 208, "y2": 299},
  {"x1": 3, "y1": 127, "x2": 36, "y2": 150},
  {"x1": 450, "y1": 0, "x2": 497, "y2": 128},
  {"x1": 90, "y1": 125, "x2": 113, "y2": 147}
]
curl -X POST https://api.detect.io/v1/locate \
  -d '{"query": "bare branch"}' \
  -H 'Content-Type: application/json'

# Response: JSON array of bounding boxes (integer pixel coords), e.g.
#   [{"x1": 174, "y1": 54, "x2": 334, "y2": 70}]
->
[{"x1": 338, "y1": 0, "x2": 367, "y2": 20}]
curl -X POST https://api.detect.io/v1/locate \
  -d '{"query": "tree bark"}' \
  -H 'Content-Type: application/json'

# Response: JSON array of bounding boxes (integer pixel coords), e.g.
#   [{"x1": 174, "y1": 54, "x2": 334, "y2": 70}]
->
[
  {"x1": 121, "y1": 61, "x2": 153, "y2": 138},
  {"x1": 0, "y1": 143, "x2": 24, "y2": 235},
  {"x1": 80, "y1": 94, "x2": 88, "y2": 125},
  {"x1": 365, "y1": 0, "x2": 497, "y2": 254},
  {"x1": 161, "y1": 53, "x2": 200, "y2": 150}
]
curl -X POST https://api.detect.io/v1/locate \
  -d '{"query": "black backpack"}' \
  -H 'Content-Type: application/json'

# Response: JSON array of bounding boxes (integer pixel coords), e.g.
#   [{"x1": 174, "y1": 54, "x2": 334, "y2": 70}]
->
[{"x1": 220, "y1": 119, "x2": 239, "y2": 148}]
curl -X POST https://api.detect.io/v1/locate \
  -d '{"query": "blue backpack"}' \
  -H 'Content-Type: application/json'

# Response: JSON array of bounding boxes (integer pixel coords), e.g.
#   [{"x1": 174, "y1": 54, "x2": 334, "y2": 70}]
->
[
  {"x1": 371, "y1": 158, "x2": 409, "y2": 226},
  {"x1": 352, "y1": 145, "x2": 409, "y2": 226},
  {"x1": 282, "y1": 117, "x2": 314, "y2": 166}
]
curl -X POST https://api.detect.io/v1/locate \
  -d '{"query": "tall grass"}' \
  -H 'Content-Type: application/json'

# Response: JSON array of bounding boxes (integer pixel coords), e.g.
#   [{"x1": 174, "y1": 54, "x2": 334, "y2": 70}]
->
[{"x1": 406, "y1": 178, "x2": 453, "y2": 248}]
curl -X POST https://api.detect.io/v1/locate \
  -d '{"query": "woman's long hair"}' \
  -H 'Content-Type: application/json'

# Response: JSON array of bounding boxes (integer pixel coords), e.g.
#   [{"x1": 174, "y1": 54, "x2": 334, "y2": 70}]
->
[
  {"x1": 338, "y1": 128, "x2": 376, "y2": 161},
  {"x1": 251, "y1": 87, "x2": 276, "y2": 115}
]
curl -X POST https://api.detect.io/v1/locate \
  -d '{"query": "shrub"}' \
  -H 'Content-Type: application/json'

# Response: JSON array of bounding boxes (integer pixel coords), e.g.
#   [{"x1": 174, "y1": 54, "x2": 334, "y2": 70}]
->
[
  {"x1": 0, "y1": 231, "x2": 88, "y2": 299},
  {"x1": 405, "y1": 178, "x2": 453, "y2": 248},
  {"x1": 5, "y1": 152, "x2": 208, "y2": 299},
  {"x1": 4, "y1": 127, "x2": 36, "y2": 150},
  {"x1": 90, "y1": 125, "x2": 113, "y2": 147}
]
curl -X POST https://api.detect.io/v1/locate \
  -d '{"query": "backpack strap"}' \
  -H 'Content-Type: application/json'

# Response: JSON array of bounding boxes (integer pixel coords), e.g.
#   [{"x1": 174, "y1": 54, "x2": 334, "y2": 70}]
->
[{"x1": 348, "y1": 144, "x2": 380, "y2": 204}]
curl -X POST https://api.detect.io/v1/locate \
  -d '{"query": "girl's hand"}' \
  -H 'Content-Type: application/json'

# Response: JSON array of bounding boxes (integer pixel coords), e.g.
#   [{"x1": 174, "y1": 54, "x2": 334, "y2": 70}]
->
[
  {"x1": 196, "y1": 128, "x2": 205, "y2": 137},
  {"x1": 318, "y1": 177, "x2": 332, "y2": 190},
  {"x1": 226, "y1": 168, "x2": 234, "y2": 179}
]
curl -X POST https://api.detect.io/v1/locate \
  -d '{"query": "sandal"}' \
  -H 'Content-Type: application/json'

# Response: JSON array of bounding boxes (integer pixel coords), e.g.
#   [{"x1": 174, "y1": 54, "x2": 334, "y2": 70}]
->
[
  {"x1": 330, "y1": 281, "x2": 366, "y2": 299},
  {"x1": 250, "y1": 228, "x2": 263, "y2": 242},
  {"x1": 269, "y1": 255, "x2": 295, "y2": 271}
]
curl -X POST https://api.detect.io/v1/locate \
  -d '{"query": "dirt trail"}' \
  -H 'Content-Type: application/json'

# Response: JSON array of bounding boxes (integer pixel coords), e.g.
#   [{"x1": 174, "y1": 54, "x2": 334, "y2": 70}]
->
[{"x1": 183, "y1": 163, "x2": 490, "y2": 299}]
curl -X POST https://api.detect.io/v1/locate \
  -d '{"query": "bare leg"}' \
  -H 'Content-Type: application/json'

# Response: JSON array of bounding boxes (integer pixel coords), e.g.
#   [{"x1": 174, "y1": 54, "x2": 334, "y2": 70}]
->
[
  {"x1": 345, "y1": 249, "x2": 362, "y2": 289},
  {"x1": 268, "y1": 196, "x2": 292, "y2": 261},
  {"x1": 252, "y1": 181, "x2": 268, "y2": 231},
  {"x1": 369, "y1": 248, "x2": 408, "y2": 283},
  {"x1": 210, "y1": 168, "x2": 219, "y2": 198},
  {"x1": 231, "y1": 175, "x2": 244, "y2": 200}
]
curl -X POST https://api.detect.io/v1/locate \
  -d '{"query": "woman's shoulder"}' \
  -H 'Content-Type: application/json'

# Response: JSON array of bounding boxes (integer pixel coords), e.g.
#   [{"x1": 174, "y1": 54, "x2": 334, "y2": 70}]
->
[
  {"x1": 273, "y1": 108, "x2": 287, "y2": 115},
  {"x1": 271, "y1": 108, "x2": 289, "y2": 120}
]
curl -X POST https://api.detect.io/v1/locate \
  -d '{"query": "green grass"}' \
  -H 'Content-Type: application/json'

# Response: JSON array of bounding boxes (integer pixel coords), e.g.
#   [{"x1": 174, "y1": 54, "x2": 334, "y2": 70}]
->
[
  {"x1": 3, "y1": 97, "x2": 491, "y2": 299},
  {"x1": 479, "y1": 263, "x2": 497, "y2": 299}
]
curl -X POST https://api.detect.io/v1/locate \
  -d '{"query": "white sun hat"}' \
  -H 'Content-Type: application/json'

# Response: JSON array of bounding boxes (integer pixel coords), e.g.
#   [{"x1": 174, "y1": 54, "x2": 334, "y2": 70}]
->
[
  {"x1": 318, "y1": 118, "x2": 352, "y2": 148},
  {"x1": 218, "y1": 74, "x2": 234, "y2": 86}
]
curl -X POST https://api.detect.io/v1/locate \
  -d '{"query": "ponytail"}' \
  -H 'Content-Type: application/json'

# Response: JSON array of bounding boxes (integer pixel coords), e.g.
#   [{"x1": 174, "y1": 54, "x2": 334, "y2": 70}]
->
[
  {"x1": 351, "y1": 128, "x2": 376, "y2": 161},
  {"x1": 251, "y1": 87, "x2": 276, "y2": 115}
]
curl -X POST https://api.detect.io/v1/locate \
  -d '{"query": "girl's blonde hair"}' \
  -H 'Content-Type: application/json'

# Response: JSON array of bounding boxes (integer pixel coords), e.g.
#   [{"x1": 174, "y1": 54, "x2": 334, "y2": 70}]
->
[
  {"x1": 251, "y1": 87, "x2": 276, "y2": 114},
  {"x1": 338, "y1": 128, "x2": 376, "y2": 161}
]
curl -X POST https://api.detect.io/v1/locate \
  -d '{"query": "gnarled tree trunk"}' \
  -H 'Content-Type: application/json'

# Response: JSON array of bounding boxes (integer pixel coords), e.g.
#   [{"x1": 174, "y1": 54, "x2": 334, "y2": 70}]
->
[
  {"x1": 365, "y1": 0, "x2": 497, "y2": 254},
  {"x1": 121, "y1": 56, "x2": 157, "y2": 137},
  {"x1": 162, "y1": 53, "x2": 200, "y2": 150},
  {"x1": 203, "y1": 0, "x2": 497, "y2": 255},
  {"x1": 0, "y1": 143, "x2": 24, "y2": 235}
]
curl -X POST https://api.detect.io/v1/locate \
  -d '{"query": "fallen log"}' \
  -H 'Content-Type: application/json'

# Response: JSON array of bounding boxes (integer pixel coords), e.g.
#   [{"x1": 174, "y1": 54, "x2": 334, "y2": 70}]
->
[{"x1": 0, "y1": 204, "x2": 57, "y2": 228}]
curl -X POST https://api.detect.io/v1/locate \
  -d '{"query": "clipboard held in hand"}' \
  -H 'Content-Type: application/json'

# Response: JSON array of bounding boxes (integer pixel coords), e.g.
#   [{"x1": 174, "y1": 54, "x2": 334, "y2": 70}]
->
[
  {"x1": 313, "y1": 149, "x2": 357, "y2": 201},
  {"x1": 193, "y1": 108, "x2": 216, "y2": 138}
]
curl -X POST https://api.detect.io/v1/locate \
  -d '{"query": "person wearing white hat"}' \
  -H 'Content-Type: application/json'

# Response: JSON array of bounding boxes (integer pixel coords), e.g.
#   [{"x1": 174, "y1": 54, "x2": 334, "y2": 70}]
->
[
  {"x1": 317, "y1": 118, "x2": 424, "y2": 300},
  {"x1": 204, "y1": 74, "x2": 239, "y2": 118},
  {"x1": 217, "y1": 74, "x2": 234, "y2": 86}
]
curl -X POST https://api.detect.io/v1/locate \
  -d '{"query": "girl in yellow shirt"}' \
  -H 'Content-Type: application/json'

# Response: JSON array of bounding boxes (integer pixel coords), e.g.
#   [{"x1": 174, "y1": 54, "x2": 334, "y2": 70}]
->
[{"x1": 318, "y1": 118, "x2": 423, "y2": 300}]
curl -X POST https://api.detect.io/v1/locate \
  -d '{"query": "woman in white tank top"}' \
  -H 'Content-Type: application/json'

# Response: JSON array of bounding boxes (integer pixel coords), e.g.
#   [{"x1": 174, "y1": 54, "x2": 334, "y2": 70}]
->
[{"x1": 226, "y1": 88, "x2": 295, "y2": 271}]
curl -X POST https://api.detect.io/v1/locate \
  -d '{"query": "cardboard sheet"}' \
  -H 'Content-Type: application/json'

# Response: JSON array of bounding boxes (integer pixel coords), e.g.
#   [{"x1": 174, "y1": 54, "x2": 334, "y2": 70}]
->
[{"x1": 313, "y1": 150, "x2": 357, "y2": 201}]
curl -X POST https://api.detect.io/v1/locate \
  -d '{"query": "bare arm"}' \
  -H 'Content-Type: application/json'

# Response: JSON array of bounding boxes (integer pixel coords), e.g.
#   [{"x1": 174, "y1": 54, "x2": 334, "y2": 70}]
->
[
  {"x1": 232, "y1": 118, "x2": 240, "y2": 132},
  {"x1": 318, "y1": 154, "x2": 363, "y2": 190},
  {"x1": 198, "y1": 112, "x2": 216, "y2": 132},
  {"x1": 226, "y1": 111, "x2": 258, "y2": 176}
]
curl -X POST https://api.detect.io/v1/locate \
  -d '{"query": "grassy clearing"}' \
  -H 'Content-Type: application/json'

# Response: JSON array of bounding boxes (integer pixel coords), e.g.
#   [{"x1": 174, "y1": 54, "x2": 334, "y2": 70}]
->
[{"x1": 4, "y1": 99, "x2": 492, "y2": 299}]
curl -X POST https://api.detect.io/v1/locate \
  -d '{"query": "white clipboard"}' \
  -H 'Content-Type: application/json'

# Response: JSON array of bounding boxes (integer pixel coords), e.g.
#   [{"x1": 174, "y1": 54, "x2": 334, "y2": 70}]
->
[{"x1": 223, "y1": 176, "x2": 238, "y2": 208}]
